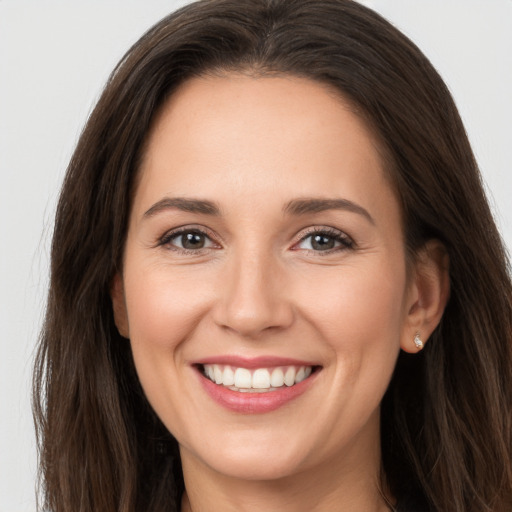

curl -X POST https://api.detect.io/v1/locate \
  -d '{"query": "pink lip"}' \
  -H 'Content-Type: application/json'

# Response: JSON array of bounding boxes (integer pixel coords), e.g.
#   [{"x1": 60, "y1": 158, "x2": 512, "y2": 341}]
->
[
  {"x1": 193, "y1": 355, "x2": 318, "y2": 369},
  {"x1": 195, "y1": 362, "x2": 320, "y2": 414}
]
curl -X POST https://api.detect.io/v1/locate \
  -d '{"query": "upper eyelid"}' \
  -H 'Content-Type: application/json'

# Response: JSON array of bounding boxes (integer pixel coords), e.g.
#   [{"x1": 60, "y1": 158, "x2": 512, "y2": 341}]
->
[
  {"x1": 160, "y1": 224, "x2": 218, "y2": 239},
  {"x1": 294, "y1": 226, "x2": 353, "y2": 242},
  {"x1": 291, "y1": 226, "x2": 355, "y2": 252},
  {"x1": 156, "y1": 224, "x2": 353, "y2": 248},
  {"x1": 157, "y1": 225, "x2": 221, "y2": 249}
]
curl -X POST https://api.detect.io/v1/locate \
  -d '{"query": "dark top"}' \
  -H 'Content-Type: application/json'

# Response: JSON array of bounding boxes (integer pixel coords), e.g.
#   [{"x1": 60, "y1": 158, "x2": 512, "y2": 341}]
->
[
  {"x1": 395, "y1": 495, "x2": 431, "y2": 512},
  {"x1": 396, "y1": 506, "x2": 428, "y2": 512}
]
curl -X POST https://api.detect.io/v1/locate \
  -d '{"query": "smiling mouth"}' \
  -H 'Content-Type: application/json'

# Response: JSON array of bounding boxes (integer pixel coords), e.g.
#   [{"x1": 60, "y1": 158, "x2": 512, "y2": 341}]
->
[{"x1": 200, "y1": 364, "x2": 318, "y2": 393}]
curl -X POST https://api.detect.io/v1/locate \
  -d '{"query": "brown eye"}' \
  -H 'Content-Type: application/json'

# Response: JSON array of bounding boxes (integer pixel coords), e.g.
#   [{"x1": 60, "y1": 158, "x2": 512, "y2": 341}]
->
[
  {"x1": 311, "y1": 234, "x2": 336, "y2": 251},
  {"x1": 180, "y1": 232, "x2": 206, "y2": 249},
  {"x1": 163, "y1": 229, "x2": 216, "y2": 251},
  {"x1": 296, "y1": 229, "x2": 354, "y2": 252}
]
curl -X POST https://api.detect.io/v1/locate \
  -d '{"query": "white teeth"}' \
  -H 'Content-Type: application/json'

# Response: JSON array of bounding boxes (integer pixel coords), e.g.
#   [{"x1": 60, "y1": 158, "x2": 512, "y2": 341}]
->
[
  {"x1": 284, "y1": 367, "x2": 295, "y2": 386},
  {"x1": 214, "y1": 365, "x2": 223, "y2": 384},
  {"x1": 203, "y1": 364, "x2": 314, "y2": 391},
  {"x1": 223, "y1": 366, "x2": 235, "y2": 386},
  {"x1": 234, "y1": 368, "x2": 252, "y2": 388},
  {"x1": 252, "y1": 369, "x2": 271, "y2": 389},
  {"x1": 270, "y1": 368, "x2": 285, "y2": 387},
  {"x1": 295, "y1": 367, "x2": 306, "y2": 384}
]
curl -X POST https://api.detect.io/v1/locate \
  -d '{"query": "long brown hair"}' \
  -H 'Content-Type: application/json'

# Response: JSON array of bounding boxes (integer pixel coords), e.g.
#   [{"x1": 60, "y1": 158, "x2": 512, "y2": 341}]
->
[{"x1": 34, "y1": 1, "x2": 512, "y2": 510}]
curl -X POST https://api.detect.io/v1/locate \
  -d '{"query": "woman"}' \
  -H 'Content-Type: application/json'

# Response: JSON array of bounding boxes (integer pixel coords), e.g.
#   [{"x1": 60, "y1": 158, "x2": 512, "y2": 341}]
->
[{"x1": 33, "y1": 1, "x2": 512, "y2": 511}]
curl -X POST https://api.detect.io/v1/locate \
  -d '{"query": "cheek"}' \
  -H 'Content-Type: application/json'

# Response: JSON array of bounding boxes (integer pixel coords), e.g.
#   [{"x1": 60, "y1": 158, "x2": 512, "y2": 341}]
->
[
  {"x1": 295, "y1": 258, "x2": 407, "y2": 339},
  {"x1": 124, "y1": 262, "x2": 214, "y2": 351},
  {"x1": 292, "y1": 255, "x2": 407, "y2": 411},
  {"x1": 122, "y1": 262, "x2": 215, "y2": 431}
]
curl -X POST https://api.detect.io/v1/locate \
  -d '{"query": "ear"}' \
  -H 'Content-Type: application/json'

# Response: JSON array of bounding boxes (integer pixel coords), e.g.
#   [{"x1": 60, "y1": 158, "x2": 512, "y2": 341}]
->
[
  {"x1": 110, "y1": 273, "x2": 130, "y2": 339},
  {"x1": 401, "y1": 240, "x2": 450, "y2": 353}
]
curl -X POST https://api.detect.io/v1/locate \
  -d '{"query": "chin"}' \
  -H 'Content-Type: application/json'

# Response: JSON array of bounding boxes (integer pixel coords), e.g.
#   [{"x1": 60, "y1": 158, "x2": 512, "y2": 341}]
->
[
  {"x1": 208, "y1": 451, "x2": 306, "y2": 481},
  {"x1": 180, "y1": 431, "x2": 311, "y2": 482}
]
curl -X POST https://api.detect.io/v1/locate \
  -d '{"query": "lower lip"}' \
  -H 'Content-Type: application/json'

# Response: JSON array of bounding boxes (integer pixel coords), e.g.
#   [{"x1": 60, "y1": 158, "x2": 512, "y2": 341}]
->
[{"x1": 197, "y1": 369, "x2": 318, "y2": 414}]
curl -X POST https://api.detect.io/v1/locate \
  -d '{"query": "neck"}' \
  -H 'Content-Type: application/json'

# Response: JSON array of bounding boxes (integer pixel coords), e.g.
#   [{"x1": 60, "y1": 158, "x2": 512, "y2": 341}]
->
[{"x1": 181, "y1": 473, "x2": 390, "y2": 512}]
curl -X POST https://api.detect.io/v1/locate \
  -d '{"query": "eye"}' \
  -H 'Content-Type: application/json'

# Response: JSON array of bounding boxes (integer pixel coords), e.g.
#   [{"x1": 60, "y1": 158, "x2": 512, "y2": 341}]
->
[
  {"x1": 160, "y1": 228, "x2": 217, "y2": 251},
  {"x1": 295, "y1": 228, "x2": 354, "y2": 252}
]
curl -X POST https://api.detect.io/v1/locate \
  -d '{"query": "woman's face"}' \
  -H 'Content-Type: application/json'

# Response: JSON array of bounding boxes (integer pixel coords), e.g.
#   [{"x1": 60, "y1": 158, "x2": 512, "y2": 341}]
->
[{"x1": 113, "y1": 74, "x2": 420, "y2": 482}]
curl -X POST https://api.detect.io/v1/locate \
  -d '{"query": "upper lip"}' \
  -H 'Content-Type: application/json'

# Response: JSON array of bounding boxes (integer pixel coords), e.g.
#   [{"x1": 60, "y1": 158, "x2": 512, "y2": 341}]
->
[{"x1": 192, "y1": 355, "x2": 320, "y2": 369}]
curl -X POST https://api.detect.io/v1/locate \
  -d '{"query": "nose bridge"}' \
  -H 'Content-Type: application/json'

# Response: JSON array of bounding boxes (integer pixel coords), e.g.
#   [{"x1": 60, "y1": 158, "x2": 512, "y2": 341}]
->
[{"x1": 215, "y1": 240, "x2": 293, "y2": 337}]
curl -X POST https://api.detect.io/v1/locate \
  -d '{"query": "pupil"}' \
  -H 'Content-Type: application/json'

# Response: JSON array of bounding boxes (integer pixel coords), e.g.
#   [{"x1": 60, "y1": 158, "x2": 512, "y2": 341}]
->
[
  {"x1": 312, "y1": 234, "x2": 334, "y2": 250},
  {"x1": 182, "y1": 232, "x2": 204, "y2": 249}
]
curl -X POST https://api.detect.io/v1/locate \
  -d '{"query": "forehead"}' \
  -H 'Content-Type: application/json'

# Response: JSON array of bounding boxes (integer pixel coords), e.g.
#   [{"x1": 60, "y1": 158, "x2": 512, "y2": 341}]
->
[
  {"x1": 143, "y1": 73, "x2": 380, "y2": 165},
  {"x1": 135, "y1": 73, "x2": 398, "y2": 222}
]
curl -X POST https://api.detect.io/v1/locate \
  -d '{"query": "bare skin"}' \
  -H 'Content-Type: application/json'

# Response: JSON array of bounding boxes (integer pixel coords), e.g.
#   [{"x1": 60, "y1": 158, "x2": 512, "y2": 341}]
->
[{"x1": 112, "y1": 74, "x2": 449, "y2": 512}]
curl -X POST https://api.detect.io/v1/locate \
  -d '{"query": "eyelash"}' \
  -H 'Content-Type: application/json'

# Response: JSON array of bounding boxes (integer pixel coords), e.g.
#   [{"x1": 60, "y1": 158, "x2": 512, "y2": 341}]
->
[
  {"x1": 158, "y1": 226, "x2": 219, "y2": 254},
  {"x1": 293, "y1": 227, "x2": 355, "y2": 254},
  {"x1": 157, "y1": 226, "x2": 355, "y2": 255}
]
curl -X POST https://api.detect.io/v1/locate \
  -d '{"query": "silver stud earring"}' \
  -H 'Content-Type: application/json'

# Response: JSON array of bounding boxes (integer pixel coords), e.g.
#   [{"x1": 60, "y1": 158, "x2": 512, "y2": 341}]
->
[{"x1": 414, "y1": 332, "x2": 424, "y2": 350}]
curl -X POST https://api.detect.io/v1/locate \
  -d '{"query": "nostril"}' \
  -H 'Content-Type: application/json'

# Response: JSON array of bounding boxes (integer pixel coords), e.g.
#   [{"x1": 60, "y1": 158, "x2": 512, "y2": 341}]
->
[{"x1": 213, "y1": 302, "x2": 295, "y2": 338}]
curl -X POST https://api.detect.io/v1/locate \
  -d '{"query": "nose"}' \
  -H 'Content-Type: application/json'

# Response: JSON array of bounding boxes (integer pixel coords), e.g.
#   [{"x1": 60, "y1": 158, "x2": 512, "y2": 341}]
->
[{"x1": 212, "y1": 248, "x2": 294, "y2": 338}]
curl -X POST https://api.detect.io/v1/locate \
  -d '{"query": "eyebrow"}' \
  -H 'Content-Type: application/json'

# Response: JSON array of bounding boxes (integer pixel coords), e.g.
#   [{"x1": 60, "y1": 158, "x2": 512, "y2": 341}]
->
[
  {"x1": 143, "y1": 197, "x2": 221, "y2": 217},
  {"x1": 143, "y1": 196, "x2": 374, "y2": 225},
  {"x1": 284, "y1": 198, "x2": 375, "y2": 225}
]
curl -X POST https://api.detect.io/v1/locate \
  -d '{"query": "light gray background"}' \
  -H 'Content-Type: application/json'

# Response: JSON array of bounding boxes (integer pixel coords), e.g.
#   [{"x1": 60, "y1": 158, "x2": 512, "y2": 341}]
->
[{"x1": 1, "y1": 1, "x2": 510, "y2": 510}]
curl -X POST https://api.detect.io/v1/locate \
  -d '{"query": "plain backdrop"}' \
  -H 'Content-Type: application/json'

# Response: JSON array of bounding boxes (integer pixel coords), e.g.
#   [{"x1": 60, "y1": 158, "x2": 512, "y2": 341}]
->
[{"x1": 1, "y1": 1, "x2": 511, "y2": 510}]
